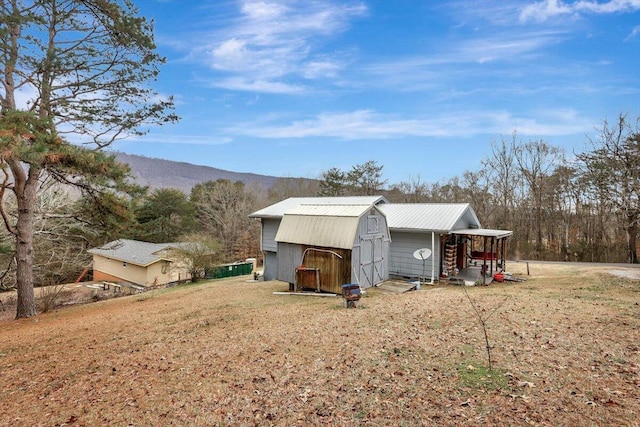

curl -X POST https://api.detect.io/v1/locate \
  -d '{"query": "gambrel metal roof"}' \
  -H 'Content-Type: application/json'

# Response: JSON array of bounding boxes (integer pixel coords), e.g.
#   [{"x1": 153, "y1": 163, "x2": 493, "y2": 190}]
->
[
  {"x1": 275, "y1": 204, "x2": 384, "y2": 249},
  {"x1": 378, "y1": 203, "x2": 481, "y2": 232},
  {"x1": 249, "y1": 196, "x2": 387, "y2": 219}
]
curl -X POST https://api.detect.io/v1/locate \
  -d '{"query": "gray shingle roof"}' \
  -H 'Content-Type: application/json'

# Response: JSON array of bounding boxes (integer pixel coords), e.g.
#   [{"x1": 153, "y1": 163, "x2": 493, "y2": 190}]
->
[{"x1": 87, "y1": 239, "x2": 184, "y2": 267}]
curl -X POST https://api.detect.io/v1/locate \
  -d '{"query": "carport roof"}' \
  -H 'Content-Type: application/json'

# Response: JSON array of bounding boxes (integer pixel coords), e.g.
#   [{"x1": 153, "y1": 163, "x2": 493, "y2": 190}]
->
[{"x1": 452, "y1": 228, "x2": 513, "y2": 239}]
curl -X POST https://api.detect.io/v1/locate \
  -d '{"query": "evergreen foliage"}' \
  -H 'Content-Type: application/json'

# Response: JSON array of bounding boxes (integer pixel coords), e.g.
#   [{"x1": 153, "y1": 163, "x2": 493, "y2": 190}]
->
[{"x1": 0, "y1": 0, "x2": 177, "y2": 318}]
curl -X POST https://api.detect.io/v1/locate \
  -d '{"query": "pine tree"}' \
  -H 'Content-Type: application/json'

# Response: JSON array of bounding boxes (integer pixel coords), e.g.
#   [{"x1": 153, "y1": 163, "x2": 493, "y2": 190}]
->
[{"x1": 0, "y1": 0, "x2": 177, "y2": 318}]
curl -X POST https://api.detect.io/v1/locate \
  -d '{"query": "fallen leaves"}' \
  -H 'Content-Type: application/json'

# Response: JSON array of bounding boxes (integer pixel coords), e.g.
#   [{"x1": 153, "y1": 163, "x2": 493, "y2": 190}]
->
[{"x1": 0, "y1": 263, "x2": 638, "y2": 425}]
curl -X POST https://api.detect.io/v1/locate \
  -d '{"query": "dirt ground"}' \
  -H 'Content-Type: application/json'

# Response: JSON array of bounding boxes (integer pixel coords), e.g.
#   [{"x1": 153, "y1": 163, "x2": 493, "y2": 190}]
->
[{"x1": 0, "y1": 262, "x2": 638, "y2": 426}]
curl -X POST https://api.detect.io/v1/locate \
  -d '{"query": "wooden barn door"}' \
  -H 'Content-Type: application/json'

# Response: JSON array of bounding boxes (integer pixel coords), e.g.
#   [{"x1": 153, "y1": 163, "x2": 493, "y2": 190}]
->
[
  {"x1": 360, "y1": 234, "x2": 385, "y2": 287},
  {"x1": 373, "y1": 234, "x2": 385, "y2": 284}
]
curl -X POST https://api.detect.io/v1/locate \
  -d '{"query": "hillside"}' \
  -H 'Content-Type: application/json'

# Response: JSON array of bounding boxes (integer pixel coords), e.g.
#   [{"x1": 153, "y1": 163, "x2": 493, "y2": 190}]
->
[
  {"x1": 113, "y1": 152, "x2": 283, "y2": 193},
  {"x1": 0, "y1": 262, "x2": 638, "y2": 425}
]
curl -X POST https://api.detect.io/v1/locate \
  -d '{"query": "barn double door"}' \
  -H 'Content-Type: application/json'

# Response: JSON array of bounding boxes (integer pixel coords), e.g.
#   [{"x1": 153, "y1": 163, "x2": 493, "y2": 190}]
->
[{"x1": 359, "y1": 234, "x2": 385, "y2": 287}]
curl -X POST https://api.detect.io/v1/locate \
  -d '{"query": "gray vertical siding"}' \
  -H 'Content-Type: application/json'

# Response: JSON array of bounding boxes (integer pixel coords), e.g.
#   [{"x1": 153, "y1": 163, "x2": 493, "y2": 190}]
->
[
  {"x1": 261, "y1": 218, "x2": 281, "y2": 280},
  {"x1": 353, "y1": 208, "x2": 391, "y2": 287},
  {"x1": 388, "y1": 231, "x2": 440, "y2": 279},
  {"x1": 276, "y1": 242, "x2": 303, "y2": 284},
  {"x1": 262, "y1": 218, "x2": 281, "y2": 252},
  {"x1": 263, "y1": 251, "x2": 278, "y2": 281}
]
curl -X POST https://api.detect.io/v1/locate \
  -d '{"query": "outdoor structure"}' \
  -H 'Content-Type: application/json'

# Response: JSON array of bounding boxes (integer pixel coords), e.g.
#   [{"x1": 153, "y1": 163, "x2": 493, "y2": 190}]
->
[
  {"x1": 88, "y1": 239, "x2": 196, "y2": 287},
  {"x1": 378, "y1": 204, "x2": 512, "y2": 285},
  {"x1": 250, "y1": 197, "x2": 513, "y2": 288},
  {"x1": 274, "y1": 204, "x2": 391, "y2": 293},
  {"x1": 249, "y1": 196, "x2": 387, "y2": 281}
]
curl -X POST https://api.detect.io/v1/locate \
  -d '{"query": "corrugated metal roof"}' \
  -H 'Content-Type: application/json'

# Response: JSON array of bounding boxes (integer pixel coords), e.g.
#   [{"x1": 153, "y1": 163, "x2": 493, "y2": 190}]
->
[
  {"x1": 276, "y1": 203, "x2": 389, "y2": 249},
  {"x1": 453, "y1": 228, "x2": 513, "y2": 238},
  {"x1": 87, "y1": 239, "x2": 180, "y2": 267},
  {"x1": 275, "y1": 215, "x2": 360, "y2": 249},
  {"x1": 249, "y1": 196, "x2": 387, "y2": 218},
  {"x1": 287, "y1": 203, "x2": 375, "y2": 217},
  {"x1": 252, "y1": 198, "x2": 497, "y2": 235},
  {"x1": 378, "y1": 203, "x2": 480, "y2": 232}
]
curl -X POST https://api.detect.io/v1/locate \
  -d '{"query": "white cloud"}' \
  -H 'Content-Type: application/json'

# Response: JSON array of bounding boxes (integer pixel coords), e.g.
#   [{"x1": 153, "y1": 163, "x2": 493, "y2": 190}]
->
[
  {"x1": 520, "y1": 0, "x2": 573, "y2": 22},
  {"x1": 241, "y1": 1, "x2": 287, "y2": 20},
  {"x1": 574, "y1": 0, "x2": 640, "y2": 13},
  {"x1": 224, "y1": 109, "x2": 594, "y2": 140},
  {"x1": 360, "y1": 30, "x2": 566, "y2": 92},
  {"x1": 302, "y1": 59, "x2": 344, "y2": 79},
  {"x1": 211, "y1": 77, "x2": 305, "y2": 94},
  {"x1": 497, "y1": 108, "x2": 594, "y2": 135},
  {"x1": 211, "y1": 38, "x2": 249, "y2": 71},
  {"x1": 520, "y1": 0, "x2": 640, "y2": 22},
  {"x1": 444, "y1": 0, "x2": 525, "y2": 26},
  {"x1": 456, "y1": 32, "x2": 563, "y2": 63},
  {"x1": 626, "y1": 25, "x2": 640, "y2": 40},
  {"x1": 193, "y1": 0, "x2": 367, "y2": 93}
]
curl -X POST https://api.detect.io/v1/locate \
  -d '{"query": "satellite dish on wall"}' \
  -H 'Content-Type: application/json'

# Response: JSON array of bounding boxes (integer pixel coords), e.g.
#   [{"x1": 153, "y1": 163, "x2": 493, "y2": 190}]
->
[{"x1": 413, "y1": 248, "x2": 432, "y2": 260}]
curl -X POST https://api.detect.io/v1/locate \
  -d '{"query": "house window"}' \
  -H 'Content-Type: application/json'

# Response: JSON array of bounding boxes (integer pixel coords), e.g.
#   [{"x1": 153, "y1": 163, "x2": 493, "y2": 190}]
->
[{"x1": 122, "y1": 261, "x2": 127, "y2": 268}]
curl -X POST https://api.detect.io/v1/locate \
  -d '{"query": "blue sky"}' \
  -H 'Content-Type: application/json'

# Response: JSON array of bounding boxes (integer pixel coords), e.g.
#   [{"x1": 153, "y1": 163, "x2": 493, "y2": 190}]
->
[{"x1": 114, "y1": 0, "x2": 640, "y2": 185}]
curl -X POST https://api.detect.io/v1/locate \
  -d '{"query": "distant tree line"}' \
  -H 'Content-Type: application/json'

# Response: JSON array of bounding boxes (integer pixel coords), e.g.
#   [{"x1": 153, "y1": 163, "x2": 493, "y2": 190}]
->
[
  {"x1": 266, "y1": 115, "x2": 638, "y2": 263},
  {"x1": 317, "y1": 114, "x2": 638, "y2": 264}
]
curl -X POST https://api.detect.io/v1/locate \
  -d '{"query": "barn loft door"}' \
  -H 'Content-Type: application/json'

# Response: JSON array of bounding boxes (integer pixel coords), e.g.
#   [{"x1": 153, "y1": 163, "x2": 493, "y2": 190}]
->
[{"x1": 360, "y1": 234, "x2": 384, "y2": 287}]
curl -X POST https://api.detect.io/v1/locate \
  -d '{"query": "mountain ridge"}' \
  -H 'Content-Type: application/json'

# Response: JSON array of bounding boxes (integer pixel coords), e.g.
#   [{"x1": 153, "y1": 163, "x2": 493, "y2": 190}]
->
[{"x1": 113, "y1": 152, "x2": 283, "y2": 193}]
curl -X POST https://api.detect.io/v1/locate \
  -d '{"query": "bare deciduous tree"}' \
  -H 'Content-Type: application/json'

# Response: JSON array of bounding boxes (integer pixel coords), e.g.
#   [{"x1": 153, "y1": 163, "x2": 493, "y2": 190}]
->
[
  {"x1": 514, "y1": 140, "x2": 564, "y2": 258},
  {"x1": 191, "y1": 180, "x2": 259, "y2": 261},
  {"x1": 578, "y1": 114, "x2": 640, "y2": 263}
]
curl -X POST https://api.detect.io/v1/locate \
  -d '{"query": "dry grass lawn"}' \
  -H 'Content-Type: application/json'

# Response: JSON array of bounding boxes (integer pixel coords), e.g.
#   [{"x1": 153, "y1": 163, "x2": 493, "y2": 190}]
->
[{"x1": 1, "y1": 262, "x2": 639, "y2": 426}]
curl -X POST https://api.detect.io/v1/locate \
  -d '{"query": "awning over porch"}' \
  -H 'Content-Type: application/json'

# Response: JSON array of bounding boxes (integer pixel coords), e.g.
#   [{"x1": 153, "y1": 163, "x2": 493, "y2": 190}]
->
[
  {"x1": 450, "y1": 227, "x2": 513, "y2": 285},
  {"x1": 451, "y1": 228, "x2": 513, "y2": 239}
]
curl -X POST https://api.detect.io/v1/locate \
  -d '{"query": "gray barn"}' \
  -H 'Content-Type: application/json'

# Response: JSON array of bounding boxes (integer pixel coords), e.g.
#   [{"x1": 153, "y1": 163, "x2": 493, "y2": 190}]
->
[
  {"x1": 249, "y1": 196, "x2": 387, "y2": 281},
  {"x1": 274, "y1": 204, "x2": 391, "y2": 292}
]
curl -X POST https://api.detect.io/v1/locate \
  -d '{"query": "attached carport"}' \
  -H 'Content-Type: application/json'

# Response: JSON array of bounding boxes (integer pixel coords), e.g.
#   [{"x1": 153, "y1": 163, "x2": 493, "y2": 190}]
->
[{"x1": 452, "y1": 228, "x2": 513, "y2": 285}]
